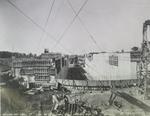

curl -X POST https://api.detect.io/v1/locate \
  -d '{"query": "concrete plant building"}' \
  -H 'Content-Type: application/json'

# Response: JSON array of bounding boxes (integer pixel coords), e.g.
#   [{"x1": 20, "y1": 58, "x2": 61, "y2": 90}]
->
[{"x1": 12, "y1": 49, "x2": 69, "y2": 86}]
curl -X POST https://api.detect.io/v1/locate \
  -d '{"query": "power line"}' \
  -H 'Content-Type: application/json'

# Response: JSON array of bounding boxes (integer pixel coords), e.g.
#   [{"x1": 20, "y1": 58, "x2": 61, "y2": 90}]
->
[
  {"x1": 67, "y1": 0, "x2": 102, "y2": 52},
  {"x1": 37, "y1": 0, "x2": 56, "y2": 50},
  {"x1": 52, "y1": 0, "x2": 89, "y2": 49},
  {"x1": 7, "y1": 0, "x2": 45, "y2": 33},
  {"x1": 45, "y1": 0, "x2": 56, "y2": 28},
  {"x1": 52, "y1": 0, "x2": 66, "y2": 24},
  {"x1": 7, "y1": 0, "x2": 72, "y2": 54}
]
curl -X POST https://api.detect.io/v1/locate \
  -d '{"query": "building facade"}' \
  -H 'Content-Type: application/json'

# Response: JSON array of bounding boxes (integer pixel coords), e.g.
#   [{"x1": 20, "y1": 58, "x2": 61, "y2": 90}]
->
[
  {"x1": 12, "y1": 58, "x2": 55, "y2": 82},
  {"x1": 12, "y1": 50, "x2": 69, "y2": 84}
]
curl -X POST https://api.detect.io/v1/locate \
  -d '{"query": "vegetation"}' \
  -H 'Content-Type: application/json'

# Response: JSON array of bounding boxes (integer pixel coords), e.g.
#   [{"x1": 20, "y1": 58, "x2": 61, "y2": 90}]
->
[
  {"x1": 1, "y1": 73, "x2": 25, "y2": 91},
  {"x1": 0, "y1": 51, "x2": 37, "y2": 58},
  {"x1": 1, "y1": 73, "x2": 28, "y2": 114},
  {"x1": 131, "y1": 46, "x2": 139, "y2": 51}
]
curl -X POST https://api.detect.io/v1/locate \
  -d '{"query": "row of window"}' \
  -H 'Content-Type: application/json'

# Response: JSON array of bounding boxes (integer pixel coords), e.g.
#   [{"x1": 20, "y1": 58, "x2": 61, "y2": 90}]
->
[
  {"x1": 35, "y1": 73, "x2": 49, "y2": 76},
  {"x1": 33, "y1": 69, "x2": 49, "y2": 73},
  {"x1": 35, "y1": 76, "x2": 50, "y2": 81}
]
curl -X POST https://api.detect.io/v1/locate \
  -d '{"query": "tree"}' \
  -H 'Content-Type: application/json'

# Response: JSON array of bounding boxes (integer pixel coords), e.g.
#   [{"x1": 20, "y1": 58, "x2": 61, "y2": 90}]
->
[{"x1": 131, "y1": 47, "x2": 139, "y2": 51}]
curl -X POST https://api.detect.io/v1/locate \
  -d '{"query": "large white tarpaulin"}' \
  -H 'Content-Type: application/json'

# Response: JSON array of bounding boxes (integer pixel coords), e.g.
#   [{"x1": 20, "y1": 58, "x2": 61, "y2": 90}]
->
[{"x1": 84, "y1": 53, "x2": 137, "y2": 80}]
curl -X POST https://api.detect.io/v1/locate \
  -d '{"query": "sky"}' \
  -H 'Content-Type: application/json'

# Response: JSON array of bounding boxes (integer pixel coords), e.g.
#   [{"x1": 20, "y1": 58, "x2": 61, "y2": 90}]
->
[{"x1": 0, "y1": 0, "x2": 150, "y2": 55}]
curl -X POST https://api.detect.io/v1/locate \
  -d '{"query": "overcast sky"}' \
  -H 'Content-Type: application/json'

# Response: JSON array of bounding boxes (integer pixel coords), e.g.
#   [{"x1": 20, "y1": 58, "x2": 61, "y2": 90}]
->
[{"x1": 0, "y1": 0, "x2": 150, "y2": 54}]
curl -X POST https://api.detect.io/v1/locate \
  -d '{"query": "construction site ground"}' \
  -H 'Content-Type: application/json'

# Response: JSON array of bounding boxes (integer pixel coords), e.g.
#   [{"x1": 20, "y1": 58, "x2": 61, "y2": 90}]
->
[
  {"x1": 68, "y1": 87, "x2": 150, "y2": 116},
  {"x1": 1, "y1": 86, "x2": 150, "y2": 116}
]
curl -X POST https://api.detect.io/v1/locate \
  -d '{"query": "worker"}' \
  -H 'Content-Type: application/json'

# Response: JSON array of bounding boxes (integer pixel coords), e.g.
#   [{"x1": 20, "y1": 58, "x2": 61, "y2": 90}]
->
[
  {"x1": 64, "y1": 95, "x2": 69, "y2": 113},
  {"x1": 52, "y1": 94, "x2": 59, "y2": 112}
]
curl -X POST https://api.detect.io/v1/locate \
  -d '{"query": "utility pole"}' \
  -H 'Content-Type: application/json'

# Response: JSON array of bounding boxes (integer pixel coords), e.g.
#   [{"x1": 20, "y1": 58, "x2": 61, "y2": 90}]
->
[{"x1": 140, "y1": 20, "x2": 150, "y2": 99}]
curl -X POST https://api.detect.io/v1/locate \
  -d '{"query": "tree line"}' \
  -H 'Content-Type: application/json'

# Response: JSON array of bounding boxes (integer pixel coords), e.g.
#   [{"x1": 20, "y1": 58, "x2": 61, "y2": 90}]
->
[{"x1": 0, "y1": 51, "x2": 37, "y2": 58}]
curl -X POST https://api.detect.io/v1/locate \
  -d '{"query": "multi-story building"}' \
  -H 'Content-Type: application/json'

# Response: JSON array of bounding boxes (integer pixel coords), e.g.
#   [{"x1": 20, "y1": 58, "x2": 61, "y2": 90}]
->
[
  {"x1": 12, "y1": 58, "x2": 55, "y2": 82},
  {"x1": 40, "y1": 49, "x2": 62, "y2": 59},
  {"x1": 12, "y1": 49, "x2": 69, "y2": 85},
  {"x1": 130, "y1": 51, "x2": 141, "y2": 62}
]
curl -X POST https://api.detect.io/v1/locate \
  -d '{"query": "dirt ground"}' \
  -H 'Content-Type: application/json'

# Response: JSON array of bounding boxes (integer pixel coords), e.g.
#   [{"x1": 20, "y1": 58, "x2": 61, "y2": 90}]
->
[
  {"x1": 75, "y1": 88, "x2": 150, "y2": 116},
  {"x1": 1, "y1": 86, "x2": 150, "y2": 116}
]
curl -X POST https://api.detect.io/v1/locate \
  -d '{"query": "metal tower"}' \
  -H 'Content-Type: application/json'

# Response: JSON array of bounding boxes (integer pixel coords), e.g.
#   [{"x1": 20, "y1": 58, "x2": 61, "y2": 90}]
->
[{"x1": 140, "y1": 20, "x2": 150, "y2": 99}]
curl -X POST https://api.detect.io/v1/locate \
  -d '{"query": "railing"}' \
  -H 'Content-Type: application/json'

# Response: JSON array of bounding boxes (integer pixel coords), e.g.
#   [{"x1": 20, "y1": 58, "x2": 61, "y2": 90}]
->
[{"x1": 55, "y1": 78, "x2": 142, "y2": 90}]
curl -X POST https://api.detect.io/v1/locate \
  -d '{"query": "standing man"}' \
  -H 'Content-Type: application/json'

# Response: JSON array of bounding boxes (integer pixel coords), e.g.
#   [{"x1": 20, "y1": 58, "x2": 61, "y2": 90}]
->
[{"x1": 52, "y1": 94, "x2": 59, "y2": 112}]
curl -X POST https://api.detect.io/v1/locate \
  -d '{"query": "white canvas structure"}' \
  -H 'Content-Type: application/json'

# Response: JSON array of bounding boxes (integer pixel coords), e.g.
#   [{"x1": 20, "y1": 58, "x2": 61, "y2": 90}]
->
[{"x1": 84, "y1": 53, "x2": 137, "y2": 80}]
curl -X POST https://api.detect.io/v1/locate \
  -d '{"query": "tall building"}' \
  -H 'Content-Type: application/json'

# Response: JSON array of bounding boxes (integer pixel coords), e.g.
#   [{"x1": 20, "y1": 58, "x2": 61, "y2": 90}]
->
[
  {"x1": 12, "y1": 49, "x2": 69, "y2": 85},
  {"x1": 40, "y1": 49, "x2": 62, "y2": 59},
  {"x1": 12, "y1": 58, "x2": 55, "y2": 82}
]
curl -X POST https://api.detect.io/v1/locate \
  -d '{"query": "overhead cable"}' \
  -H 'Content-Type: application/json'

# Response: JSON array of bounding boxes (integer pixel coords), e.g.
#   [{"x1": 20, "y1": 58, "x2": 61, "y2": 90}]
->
[
  {"x1": 67, "y1": 0, "x2": 102, "y2": 52},
  {"x1": 7, "y1": 0, "x2": 72, "y2": 54},
  {"x1": 37, "y1": 0, "x2": 56, "y2": 50},
  {"x1": 52, "y1": 0, "x2": 89, "y2": 49}
]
